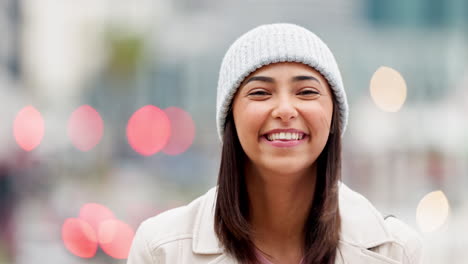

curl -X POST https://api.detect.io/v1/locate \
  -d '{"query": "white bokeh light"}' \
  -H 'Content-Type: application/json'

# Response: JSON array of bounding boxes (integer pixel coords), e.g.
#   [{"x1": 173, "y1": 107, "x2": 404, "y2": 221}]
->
[
  {"x1": 416, "y1": 190, "x2": 450, "y2": 233},
  {"x1": 370, "y1": 66, "x2": 407, "y2": 112}
]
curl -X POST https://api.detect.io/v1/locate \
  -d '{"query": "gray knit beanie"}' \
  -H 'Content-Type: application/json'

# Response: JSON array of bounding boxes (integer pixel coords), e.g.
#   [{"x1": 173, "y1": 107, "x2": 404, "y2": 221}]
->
[{"x1": 216, "y1": 23, "x2": 348, "y2": 142}]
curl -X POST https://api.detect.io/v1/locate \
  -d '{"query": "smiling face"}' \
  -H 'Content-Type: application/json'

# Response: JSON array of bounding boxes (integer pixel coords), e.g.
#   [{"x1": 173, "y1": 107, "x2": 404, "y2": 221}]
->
[{"x1": 232, "y1": 62, "x2": 334, "y2": 176}]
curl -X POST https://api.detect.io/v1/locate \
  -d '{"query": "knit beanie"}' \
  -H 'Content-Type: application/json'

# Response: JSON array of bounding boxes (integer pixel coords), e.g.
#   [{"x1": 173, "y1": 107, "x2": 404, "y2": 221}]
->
[{"x1": 216, "y1": 23, "x2": 348, "y2": 142}]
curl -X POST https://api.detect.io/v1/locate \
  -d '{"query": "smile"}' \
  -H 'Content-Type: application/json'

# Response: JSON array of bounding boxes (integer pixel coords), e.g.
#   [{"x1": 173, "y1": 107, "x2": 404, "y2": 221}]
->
[
  {"x1": 261, "y1": 134, "x2": 308, "y2": 148},
  {"x1": 265, "y1": 132, "x2": 305, "y2": 141}
]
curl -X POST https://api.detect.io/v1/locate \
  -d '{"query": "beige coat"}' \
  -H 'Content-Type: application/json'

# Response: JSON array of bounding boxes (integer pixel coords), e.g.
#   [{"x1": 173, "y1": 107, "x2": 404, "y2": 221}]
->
[{"x1": 127, "y1": 182, "x2": 423, "y2": 263}]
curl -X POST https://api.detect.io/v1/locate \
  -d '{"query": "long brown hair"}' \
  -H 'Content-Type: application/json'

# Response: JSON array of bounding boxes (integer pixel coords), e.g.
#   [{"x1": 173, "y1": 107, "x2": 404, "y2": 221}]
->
[{"x1": 214, "y1": 95, "x2": 342, "y2": 264}]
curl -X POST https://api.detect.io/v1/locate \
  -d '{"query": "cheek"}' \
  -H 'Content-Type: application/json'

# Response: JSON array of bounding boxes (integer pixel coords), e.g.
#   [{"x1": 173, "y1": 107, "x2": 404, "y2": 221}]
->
[
  {"x1": 238, "y1": 103, "x2": 267, "y2": 128},
  {"x1": 234, "y1": 103, "x2": 267, "y2": 142},
  {"x1": 304, "y1": 105, "x2": 333, "y2": 136}
]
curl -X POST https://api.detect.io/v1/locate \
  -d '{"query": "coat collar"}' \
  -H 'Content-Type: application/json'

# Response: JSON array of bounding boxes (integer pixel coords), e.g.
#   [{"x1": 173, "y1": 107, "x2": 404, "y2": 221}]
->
[{"x1": 192, "y1": 181, "x2": 395, "y2": 255}]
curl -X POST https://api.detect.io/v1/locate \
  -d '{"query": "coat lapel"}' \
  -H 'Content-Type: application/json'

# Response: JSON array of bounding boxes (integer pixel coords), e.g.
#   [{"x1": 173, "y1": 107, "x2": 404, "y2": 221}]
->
[
  {"x1": 192, "y1": 182, "x2": 399, "y2": 264},
  {"x1": 192, "y1": 186, "x2": 224, "y2": 255},
  {"x1": 335, "y1": 241, "x2": 400, "y2": 264},
  {"x1": 207, "y1": 254, "x2": 237, "y2": 264},
  {"x1": 337, "y1": 181, "x2": 394, "y2": 248}
]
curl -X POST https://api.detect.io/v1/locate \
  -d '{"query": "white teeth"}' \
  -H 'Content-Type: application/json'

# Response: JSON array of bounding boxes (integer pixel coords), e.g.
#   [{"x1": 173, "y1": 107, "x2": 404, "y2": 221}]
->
[{"x1": 266, "y1": 132, "x2": 304, "y2": 141}]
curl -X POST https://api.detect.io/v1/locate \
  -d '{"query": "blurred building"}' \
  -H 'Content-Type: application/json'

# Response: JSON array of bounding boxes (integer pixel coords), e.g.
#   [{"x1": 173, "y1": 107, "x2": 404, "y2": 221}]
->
[{"x1": 0, "y1": 0, "x2": 21, "y2": 81}]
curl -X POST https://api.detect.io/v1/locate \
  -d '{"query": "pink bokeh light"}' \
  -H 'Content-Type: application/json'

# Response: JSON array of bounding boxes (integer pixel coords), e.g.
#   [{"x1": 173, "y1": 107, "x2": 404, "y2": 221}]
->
[
  {"x1": 13, "y1": 106, "x2": 44, "y2": 151},
  {"x1": 162, "y1": 107, "x2": 195, "y2": 155},
  {"x1": 78, "y1": 203, "x2": 116, "y2": 233},
  {"x1": 61, "y1": 218, "x2": 98, "y2": 258},
  {"x1": 98, "y1": 219, "x2": 135, "y2": 259},
  {"x1": 67, "y1": 105, "x2": 104, "y2": 151},
  {"x1": 126, "y1": 105, "x2": 171, "y2": 156}
]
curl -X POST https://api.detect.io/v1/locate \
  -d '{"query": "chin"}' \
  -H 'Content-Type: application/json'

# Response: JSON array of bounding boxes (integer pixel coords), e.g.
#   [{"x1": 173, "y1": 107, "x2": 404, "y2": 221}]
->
[{"x1": 262, "y1": 160, "x2": 313, "y2": 176}]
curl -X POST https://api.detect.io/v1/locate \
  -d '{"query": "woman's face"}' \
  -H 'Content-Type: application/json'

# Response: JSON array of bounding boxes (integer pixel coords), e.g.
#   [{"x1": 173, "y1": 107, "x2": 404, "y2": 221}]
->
[{"x1": 232, "y1": 62, "x2": 334, "y2": 176}]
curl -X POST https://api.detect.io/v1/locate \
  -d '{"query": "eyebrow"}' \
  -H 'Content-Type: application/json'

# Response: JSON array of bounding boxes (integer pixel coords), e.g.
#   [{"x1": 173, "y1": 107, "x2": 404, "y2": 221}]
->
[{"x1": 243, "y1": 75, "x2": 321, "y2": 86}]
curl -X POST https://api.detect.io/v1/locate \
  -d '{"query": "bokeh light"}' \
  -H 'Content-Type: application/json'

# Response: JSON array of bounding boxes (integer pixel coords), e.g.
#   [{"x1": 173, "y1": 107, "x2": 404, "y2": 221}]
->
[
  {"x1": 61, "y1": 218, "x2": 98, "y2": 258},
  {"x1": 78, "y1": 203, "x2": 115, "y2": 234},
  {"x1": 98, "y1": 219, "x2": 135, "y2": 259},
  {"x1": 67, "y1": 105, "x2": 104, "y2": 151},
  {"x1": 13, "y1": 105, "x2": 45, "y2": 151},
  {"x1": 370, "y1": 66, "x2": 407, "y2": 112},
  {"x1": 126, "y1": 105, "x2": 171, "y2": 156},
  {"x1": 162, "y1": 107, "x2": 195, "y2": 155},
  {"x1": 416, "y1": 190, "x2": 450, "y2": 233}
]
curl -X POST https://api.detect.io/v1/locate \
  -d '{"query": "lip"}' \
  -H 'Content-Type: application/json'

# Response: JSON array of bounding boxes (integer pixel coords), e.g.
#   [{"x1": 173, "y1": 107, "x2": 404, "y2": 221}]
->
[
  {"x1": 262, "y1": 128, "x2": 308, "y2": 137},
  {"x1": 260, "y1": 134, "x2": 308, "y2": 148}
]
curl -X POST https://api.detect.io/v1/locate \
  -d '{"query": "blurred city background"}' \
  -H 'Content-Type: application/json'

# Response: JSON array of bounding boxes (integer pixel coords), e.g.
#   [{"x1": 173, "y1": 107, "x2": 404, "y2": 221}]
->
[{"x1": 0, "y1": 0, "x2": 467, "y2": 263}]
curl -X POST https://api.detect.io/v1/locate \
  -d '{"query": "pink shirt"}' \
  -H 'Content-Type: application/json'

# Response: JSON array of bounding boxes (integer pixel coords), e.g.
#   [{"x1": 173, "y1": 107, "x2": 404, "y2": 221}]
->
[{"x1": 255, "y1": 249, "x2": 305, "y2": 264}]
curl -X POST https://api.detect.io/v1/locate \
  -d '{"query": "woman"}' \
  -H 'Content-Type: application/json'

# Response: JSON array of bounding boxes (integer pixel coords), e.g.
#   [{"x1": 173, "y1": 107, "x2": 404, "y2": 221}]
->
[{"x1": 127, "y1": 23, "x2": 423, "y2": 264}]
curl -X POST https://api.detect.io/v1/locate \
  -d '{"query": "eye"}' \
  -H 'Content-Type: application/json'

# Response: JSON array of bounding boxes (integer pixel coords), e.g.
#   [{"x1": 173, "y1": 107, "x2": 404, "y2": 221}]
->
[
  {"x1": 298, "y1": 89, "x2": 320, "y2": 96},
  {"x1": 248, "y1": 90, "x2": 270, "y2": 96}
]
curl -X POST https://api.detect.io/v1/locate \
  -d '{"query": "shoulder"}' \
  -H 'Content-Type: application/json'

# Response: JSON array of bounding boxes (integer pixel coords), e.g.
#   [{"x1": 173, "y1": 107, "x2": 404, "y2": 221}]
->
[
  {"x1": 383, "y1": 216, "x2": 424, "y2": 264},
  {"x1": 138, "y1": 188, "x2": 212, "y2": 245},
  {"x1": 338, "y1": 182, "x2": 423, "y2": 264},
  {"x1": 127, "y1": 187, "x2": 216, "y2": 264}
]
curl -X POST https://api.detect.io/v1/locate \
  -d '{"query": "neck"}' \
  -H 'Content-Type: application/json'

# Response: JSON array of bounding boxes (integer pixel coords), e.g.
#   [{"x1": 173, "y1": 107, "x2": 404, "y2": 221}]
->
[{"x1": 245, "y1": 162, "x2": 316, "y2": 251}]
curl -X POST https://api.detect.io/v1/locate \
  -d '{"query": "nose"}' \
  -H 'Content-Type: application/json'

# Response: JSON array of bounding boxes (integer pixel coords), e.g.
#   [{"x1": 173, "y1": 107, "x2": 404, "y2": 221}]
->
[{"x1": 271, "y1": 95, "x2": 298, "y2": 122}]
